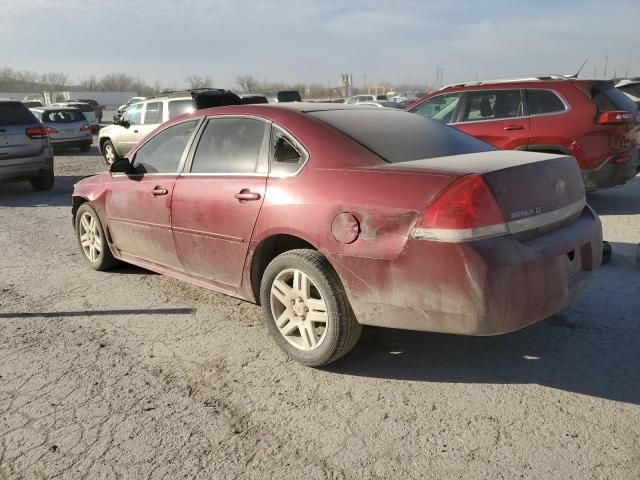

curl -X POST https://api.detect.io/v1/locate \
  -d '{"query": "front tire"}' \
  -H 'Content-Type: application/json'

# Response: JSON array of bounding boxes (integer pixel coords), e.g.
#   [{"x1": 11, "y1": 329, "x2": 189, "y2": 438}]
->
[
  {"x1": 75, "y1": 203, "x2": 118, "y2": 271},
  {"x1": 102, "y1": 140, "x2": 119, "y2": 165},
  {"x1": 260, "y1": 249, "x2": 361, "y2": 367}
]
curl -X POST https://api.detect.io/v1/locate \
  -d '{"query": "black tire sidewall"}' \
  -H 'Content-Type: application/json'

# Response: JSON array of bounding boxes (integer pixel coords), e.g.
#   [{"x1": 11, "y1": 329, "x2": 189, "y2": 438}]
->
[
  {"x1": 260, "y1": 251, "x2": 348, "y2": 366},
  {"x1": 30, "y1": 171, "x2": 54, "y2": 191}
]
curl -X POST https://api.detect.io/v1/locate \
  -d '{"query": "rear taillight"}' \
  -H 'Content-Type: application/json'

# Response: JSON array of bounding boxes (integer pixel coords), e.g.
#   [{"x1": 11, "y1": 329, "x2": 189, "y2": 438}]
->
[
  {"x1": 25, "y1": 127, "x2": 48, "y2": 139},
  {"x1": 46, "y1": 127, "x2": 59, "y2": 134},
  {"x1": 598, "y1": 111, "x2": 635, "y2": 125},
  {"x1": 611, "y1": 153, "x2": 632, "y2": 165},
  {"x1": 79, "y1": 124, "x2": 91, "y2": 132},
  {"x1": 411, "y1": 175, "x2": 507, "y2": 242}
]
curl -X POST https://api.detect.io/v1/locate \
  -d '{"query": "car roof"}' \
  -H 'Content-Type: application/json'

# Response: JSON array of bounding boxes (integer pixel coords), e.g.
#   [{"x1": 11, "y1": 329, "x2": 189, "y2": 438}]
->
[{"x1": 31, "y1": 106, "x2": 81, "y2": 112}]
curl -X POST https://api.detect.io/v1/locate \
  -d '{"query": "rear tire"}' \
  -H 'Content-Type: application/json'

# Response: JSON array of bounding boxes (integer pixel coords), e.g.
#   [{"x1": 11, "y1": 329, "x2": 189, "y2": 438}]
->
[
  {"x1": 30, "y1": 171, "x2": 54, "y2": 191},
  {"x1": 75, "y1": 203, "x2": 118, "y2": 271},
  {"x1": 102, "y1": 140, "x2": 119, "y2": 165},
  {"x1": 260, "y1": 249, "x2": 361, "y2": 367}
]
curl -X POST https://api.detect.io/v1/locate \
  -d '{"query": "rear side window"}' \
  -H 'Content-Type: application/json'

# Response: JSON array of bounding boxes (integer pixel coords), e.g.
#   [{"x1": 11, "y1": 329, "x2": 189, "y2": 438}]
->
[
  {"x1": 277, "y1": 91, "x2": 301, "y2": 102},
  {"x1": 43, "y1": 110, "x2": 86, "y2": 123},
  {"x1": 0, "y1": 102, "x2": 38, "y2": 126},
  {"x1": 592, "y1": 85, "x2": 638, "y2": 112},
  {"x1": 123, "y1": 103, "x2": 143, "y2": 125},
  {"x1": 132, "y1": 120, "x2": 198, "y2": 174},
  {"x1": 461, "y1": 90, "x2": 524, "y2": 121},
  {"x1": 73, "y1": 104, "x2": 94, "y2": 113},
  {"x1": 168, "y1": 99, "x2": 194, "y2": 118},
  {"x1": 618, "y1": 84, "x2": 640, "y2": 97},
  {"x1": 190, "y1": 117, "x2": 269, "y2": 174},
  {"x1": 309, "y1": 109, "x2": 494, "y2": 163},
  {"x1": 527, "y1": 90, "x2": 566, "y2": 115},
  {"x1": 270, "y1": 126, "x2": 308, "y2": 176},
  {"x1": 143, "y1": 102, "x2": 163, "y2": 125}
]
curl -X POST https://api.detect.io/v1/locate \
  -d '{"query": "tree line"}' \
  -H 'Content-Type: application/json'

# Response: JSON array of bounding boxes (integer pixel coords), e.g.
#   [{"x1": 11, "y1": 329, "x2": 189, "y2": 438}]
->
[{"x1": 1, "y1": 66, "x2": 432, "y2": 99}]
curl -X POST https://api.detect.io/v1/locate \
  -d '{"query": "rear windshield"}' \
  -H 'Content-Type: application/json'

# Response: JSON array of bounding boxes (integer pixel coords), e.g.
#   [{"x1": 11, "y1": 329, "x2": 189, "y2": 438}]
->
[
  {"x1": 277, "y1": 91, "x2": 301, "y2": 102},
  {"x1": 592, "y1": 84, "x2": 638, "y2": 112},
  {"x1": 42, "y1": 110, "x2": 86, "y2": 123},
  {"x1": 308, "y1": 108, "x2": 495, "y2": 163},
  {"x1": 0, "y1": 102, "x2": 38, "y2": 126}
]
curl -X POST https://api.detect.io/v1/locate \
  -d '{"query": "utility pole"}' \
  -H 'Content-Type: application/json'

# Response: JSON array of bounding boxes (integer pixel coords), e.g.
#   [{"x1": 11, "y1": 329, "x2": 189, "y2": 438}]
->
[
  {"x1": 603, "y1": 56, "x2": 608, "y2": 79},
  {"x1": 593, "y1": 65, "x2": 597, "y2": 78}
]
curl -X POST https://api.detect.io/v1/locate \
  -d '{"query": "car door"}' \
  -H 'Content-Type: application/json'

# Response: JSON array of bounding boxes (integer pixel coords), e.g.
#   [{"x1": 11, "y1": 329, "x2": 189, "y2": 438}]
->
[
  {"x1": 454, "y1": 89, "x2": 530, "y2": 150},
  {"x1": 116, "y1": 103, "x2": 144, "y2": 155},
  {"x1": 105, "y1": 119, "x2": 200, "y2": 269},
  {"x1": 135, "y1": 101, "x2": 163, "y2": 139},
  {"x1": 171, "y1": 116, "x2": 270, "y2": 286}
]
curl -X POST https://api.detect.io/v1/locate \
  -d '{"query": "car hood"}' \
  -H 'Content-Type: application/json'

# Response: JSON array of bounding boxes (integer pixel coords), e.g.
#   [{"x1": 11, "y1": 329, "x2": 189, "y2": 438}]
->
[
  {"x1": 74, "y1": 172, "x2": 110, "y2": 188},
  {"x1": 98, "y1": 124, "x2": 118, "y2": 137}
]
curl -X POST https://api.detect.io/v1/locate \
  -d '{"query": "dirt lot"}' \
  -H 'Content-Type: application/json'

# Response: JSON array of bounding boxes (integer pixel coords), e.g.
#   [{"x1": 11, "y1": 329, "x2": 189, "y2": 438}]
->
[{"x1": 0, "y1": 143, "x2": 639, "y2": 479}]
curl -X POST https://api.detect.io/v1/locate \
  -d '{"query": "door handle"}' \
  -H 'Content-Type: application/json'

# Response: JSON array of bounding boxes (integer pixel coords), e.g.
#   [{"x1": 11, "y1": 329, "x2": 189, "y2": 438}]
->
[
  {"x1": 503, "y1": 125, "x2": 524, "y2": 131},
  {"x1": 234, "y1": 189, "x2": 261, "y2": 202},
  {"x1": 133, "y1": 130, "x2": 139, "y2": 133},
  {"x1": 152, "y1": 187, "x2": 168, "y2": 196}
]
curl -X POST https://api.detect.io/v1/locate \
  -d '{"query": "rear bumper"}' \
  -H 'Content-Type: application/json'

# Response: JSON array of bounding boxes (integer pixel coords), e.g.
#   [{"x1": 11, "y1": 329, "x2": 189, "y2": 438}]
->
[
  {"x1": 51, "y1": 137, "x2": 92, "y2": 148},
  {"x1": 582, "y1": 150, "x2": 638, "y2": 191},
  {"x1": 0, "y1": 151, "x2": 54, "y2": 181},
  {"x1": 330, "y1": 206, "x2": 602, "y2": 335}
]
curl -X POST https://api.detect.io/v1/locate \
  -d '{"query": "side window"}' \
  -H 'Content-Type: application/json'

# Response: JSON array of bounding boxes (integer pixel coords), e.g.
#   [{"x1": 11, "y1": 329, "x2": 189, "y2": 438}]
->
[
  {"x1": 132, "y1": 120, "x2": 198, "y2": 174},
  {"x1": 527, "y1": 90, "x2": 566, "y2": 115},
  {"x1": 190, "y1": 117, "x2": 269, "y2": 174},
  {"x1": 461, "y1": 90, "x2": 524, "y2": 122},
  {"x1": 168, "y1": 99, "x2": 194, "y2": 119},
  {"x1": 270, "y1": 126, "x2": 308, "y2": 176},
  {"x1": 410, "y1": 93, "x2": 462, "y2": 124},
  {"x1": 122, "y1": 103, "x2": 143, "y2": 125},
  {"x1": 143, "y1": 101, "x2": 164, "y2": 124}
]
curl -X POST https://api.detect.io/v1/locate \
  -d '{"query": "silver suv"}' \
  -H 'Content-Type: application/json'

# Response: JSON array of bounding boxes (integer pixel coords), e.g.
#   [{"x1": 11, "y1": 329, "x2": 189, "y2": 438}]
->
[
  {"x1": 98, "y1": 93, "x2": 194, "y2": 164},
  {"x1": 0, "y1": 101, "x2": 54, "y2": 190}
]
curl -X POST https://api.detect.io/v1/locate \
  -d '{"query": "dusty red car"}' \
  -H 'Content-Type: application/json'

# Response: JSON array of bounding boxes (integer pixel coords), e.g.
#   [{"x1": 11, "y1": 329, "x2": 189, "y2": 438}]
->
[{"x1": 72, "y1": 104, "x2": 603, "y2": 366}]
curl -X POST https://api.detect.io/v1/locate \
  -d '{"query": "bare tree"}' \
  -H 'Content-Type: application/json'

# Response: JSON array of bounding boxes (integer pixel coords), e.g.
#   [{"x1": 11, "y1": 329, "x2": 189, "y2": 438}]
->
[
  {"x1": 186, "y1": 75, "x2": 211, "y2": 89},
  {"x1": 79, "y1": 74, "x2": 99, "y2": 91},
  {"x1": 42, "y1": 72, "x2": 68, "y2": 90},
  {"x1": 99, "y1": 73, "x2": 134, "y2": 91},
  {"x1": 236, "y1": 75, "x2": 259, "y2": 93}
]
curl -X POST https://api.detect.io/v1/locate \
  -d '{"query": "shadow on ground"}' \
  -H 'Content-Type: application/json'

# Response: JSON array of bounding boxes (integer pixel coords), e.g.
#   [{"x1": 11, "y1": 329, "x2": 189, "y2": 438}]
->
[
  {"x1": 587, "y1": 174, "x2": 640, "y2": 215},
  {"x1": 0, "y1": 308, "x2": 195, "y2": 319},
  {"x1": 0, "y1": 175, "x2": 80, "y2": 207},
  {"x1": 329, "y1": 241, "x2": 640, "y2": 406}
]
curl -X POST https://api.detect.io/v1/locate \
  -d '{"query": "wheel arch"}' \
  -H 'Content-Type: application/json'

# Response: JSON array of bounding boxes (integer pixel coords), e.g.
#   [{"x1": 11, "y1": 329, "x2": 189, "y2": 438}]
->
[{"x1": 249, "y1": 233, "x2": 323, "y2": 304}]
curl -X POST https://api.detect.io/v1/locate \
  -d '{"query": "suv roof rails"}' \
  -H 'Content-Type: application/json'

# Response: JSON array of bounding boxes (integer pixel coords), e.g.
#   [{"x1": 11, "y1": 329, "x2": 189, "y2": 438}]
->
[{"x1": 439, "y1": 75, "x2": 573, "y2": 90}]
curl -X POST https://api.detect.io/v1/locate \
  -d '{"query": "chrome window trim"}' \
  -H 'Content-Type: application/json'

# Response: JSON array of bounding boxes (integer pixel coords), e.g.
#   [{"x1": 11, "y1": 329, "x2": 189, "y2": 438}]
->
[
  {"x1": 268, "y1": 124, "x2": 310, "y2": 178},
  {"x1": 410, "y1": 198, "x2": 586, "y2": 243},
  {"x1": 181, "y1": 114, "x2": 272, "y2": 176},
  {"x1": 526, "y1": 88, "x2": 571, "y2": 118}
]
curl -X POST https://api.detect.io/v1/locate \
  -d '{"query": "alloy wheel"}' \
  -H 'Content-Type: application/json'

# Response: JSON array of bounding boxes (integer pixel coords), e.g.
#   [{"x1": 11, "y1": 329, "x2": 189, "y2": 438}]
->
[
  {"x1": 270, "y1": 269, "x2": 329, "y2": 351},
  {"x1": 78, "y1": 212, "x2": 102, "y2": 263}
]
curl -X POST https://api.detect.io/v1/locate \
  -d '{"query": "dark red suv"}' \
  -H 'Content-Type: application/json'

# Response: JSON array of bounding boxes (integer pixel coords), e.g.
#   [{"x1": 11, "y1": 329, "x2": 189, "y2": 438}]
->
[{"x1": 407, "y1": 77, "x2": 638, "y2": 191}]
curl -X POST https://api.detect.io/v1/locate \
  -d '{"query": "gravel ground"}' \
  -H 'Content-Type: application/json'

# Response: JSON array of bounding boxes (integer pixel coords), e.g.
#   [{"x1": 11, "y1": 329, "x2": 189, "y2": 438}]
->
[{"x1": 0, "y1": 143, "x2": 639, "y2": 479}]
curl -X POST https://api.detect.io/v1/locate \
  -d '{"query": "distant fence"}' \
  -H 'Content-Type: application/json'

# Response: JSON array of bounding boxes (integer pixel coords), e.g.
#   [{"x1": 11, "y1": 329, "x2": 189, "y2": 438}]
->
[{"x1": 0, "y1": 91, "x2": 139, "y2": 108}]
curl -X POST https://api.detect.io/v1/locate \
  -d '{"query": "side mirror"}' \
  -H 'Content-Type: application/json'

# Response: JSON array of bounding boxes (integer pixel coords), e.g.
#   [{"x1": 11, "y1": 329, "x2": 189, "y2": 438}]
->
[
  {"x1": 120, "y1": 120, "x2": 130, "y2": 129},
  {"x1": 110, "y1": 157, "x2": 132, "y2": 174}
]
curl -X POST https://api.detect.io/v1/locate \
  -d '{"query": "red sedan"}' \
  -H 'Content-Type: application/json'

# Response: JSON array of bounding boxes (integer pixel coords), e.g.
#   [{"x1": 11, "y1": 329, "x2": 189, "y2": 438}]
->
[{"x1": 72, "y1": 104, "x2": 603, "y2": 366}]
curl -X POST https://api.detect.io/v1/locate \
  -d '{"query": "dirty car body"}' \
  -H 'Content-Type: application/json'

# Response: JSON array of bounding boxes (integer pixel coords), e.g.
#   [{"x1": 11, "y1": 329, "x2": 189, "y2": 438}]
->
[{"x1": 72, "y1": 104, "x2": 602, "y2": 363}]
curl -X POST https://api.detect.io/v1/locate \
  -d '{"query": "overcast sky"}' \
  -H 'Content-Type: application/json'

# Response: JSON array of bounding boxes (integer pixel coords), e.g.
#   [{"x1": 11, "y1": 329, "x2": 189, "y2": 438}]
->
[{"x1": 2, "y1": 0, "x2": 638, "y2": 89}]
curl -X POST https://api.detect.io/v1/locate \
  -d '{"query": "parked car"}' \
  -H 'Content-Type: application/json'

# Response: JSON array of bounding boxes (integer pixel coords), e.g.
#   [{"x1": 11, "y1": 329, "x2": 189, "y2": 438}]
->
[
  {"x1": 22, "y1": 100, "x2": 43, "y2": 108},
  {"x1": 0, "y1": 100, "x2": 54, "y2": 190},
  {"x1": 263, "y1": 91, "x2": 302, "y2": 103},
  {"x1": 345, "y1": 94, "x2": 388, "y2": 104},
  {"x1": 357, "y1": 100, "x2": 406, "y2": 109},
  {"x1": 240, "y1": 94, "x2": 269, "y2": 104},
  {"x1": 117, "y1": 96, "x2": 146, "y2": 115},
  {"x1": 76, "y1": 98, "x2": 104, "y2": 123},
  {"x1": 50, "y1": 102, "x2": 99, "y2": 133},
  {"x1": 30, "y1": 107, "x2": 92, "y2": 152},
  {"x1": 72, "y1": 103, "x2": 602, "y2": 366},
  {"x1": 407, "y1": 76, "x2": 638, "y2": 191},
  {"x1": 99, "y1": 89, "x2": 242, "y2": 164}
]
